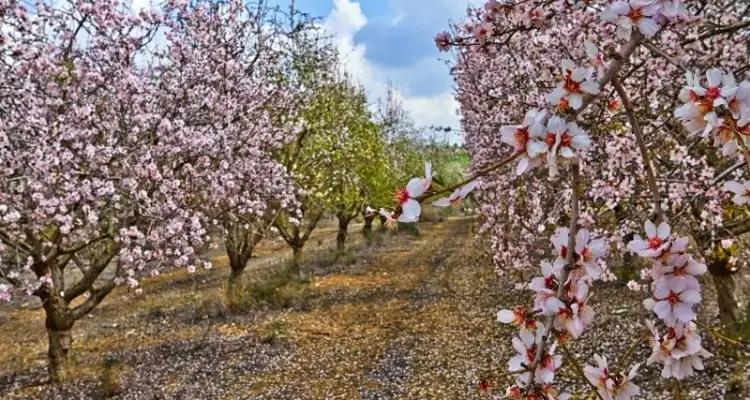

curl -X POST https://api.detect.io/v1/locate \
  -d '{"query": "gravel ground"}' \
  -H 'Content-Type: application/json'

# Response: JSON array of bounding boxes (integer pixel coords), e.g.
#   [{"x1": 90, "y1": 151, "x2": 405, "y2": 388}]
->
[{"x1": 0, "y1": 217, "x2": 747, "y2": 399}]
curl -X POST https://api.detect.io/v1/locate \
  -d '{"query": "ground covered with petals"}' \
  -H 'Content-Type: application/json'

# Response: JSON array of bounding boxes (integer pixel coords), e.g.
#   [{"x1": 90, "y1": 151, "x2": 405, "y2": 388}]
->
[{"x1": 0, "y1": 218, "x2": 746, "y2": 399}]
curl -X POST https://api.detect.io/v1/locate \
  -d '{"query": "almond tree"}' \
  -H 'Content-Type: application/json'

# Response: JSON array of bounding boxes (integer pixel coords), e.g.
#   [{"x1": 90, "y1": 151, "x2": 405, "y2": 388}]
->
[
  {"x1": 275, "y1": 74, "x2": 390, "y2": 263},
  {"x1": 0, "y1": 0, "x2": 298, "y2": 381},
  {"x1": 327, "y1": 82, "x2": 391, "y2": 252},
  {"x1": 379, "y1": 0, "x2": 750, "y2": 397},
  {"x1": 152, "y1": 0, "x2": 311, "y2": 283},
  {"x1": 449, "y1": 0, "x2": 750, "y2": 338}
]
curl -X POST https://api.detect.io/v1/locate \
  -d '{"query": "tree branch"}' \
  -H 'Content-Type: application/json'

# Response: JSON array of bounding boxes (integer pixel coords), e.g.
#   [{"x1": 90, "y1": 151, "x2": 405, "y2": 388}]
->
[
  {"x1": 528, "y1": 164, "x2": 581, "y2": 375},
  {"x1": 612, "y1": 78, "x2": 665, "y2": 223}
]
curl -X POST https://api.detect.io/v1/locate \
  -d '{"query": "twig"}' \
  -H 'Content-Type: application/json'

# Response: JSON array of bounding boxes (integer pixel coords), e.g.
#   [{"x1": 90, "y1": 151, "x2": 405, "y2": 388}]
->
[
  {"x1": 558, "y1": 340, "x2": 606, "y2": 400},
  {"x1": 694, "y1": 320, "x2": 749, "y2": 347},
  {"x1": 612, "y1": 78, "x2": 665, "y2": 223},
  {"x1": 643, "y1": 41, "x2": 689, "y2": 73},
  {"x1": 528, "y1": 164, "x2": 581, "y2": 373},
  {"x1": 733, "y1": 131, "x2": 750, "y2": 175},
  {"x1": 418, "y1": 151, "x2": 522, "y2": 201}
]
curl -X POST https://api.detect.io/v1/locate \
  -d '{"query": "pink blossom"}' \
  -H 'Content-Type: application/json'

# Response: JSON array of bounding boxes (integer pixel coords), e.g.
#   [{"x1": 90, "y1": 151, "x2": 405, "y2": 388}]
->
[
  {"x1": 584, "y1": 354, "x2": 641, "y2": 400},
  {"x1": 602, "y1": 0, "x2": 661, "y2": 39},
  {"x1": 554, "y1": 299, "x2": 595, "y2": 338},
  {"x1": 508, "y1": 329, "x2": 538, "y2": 382},
  {"x1": 584, "y1": 40, "x2": 605, "y2": 76},
  {"x1": 434, "y1": 31, "x2": 452, "y2": 51},
  {"x1": 472, "y1": 22, "x2": 493, "y2": 43},
  {"x1": 394, "y1": 162, "x2": 432, "y2": 222},
  {"x1": 544, "y1": 116, "x2": 591, "y2": 176},
  {"x1": 0, "y1": 284, "x2": 11, "y2": 302},
  {"x1": 652, "y1": 277, "x2": 701, "y2": 324},
  {"x1": 654, "y1": 0, "x2": 690, "y2": 20},
  {"x1": 497, "y1": 306, "x2": 538, "y2": 332},
  {"x1": 724, "y1": 180, "x2": 750, "y2": 205},
  {"x1": 626, "y1": 280, "x2": 642, "y2": 292},
  {"x1": 432, "y1": 181, "x2": 477, "y2": 208},
  {"x1": 574, "y1": 229, "x2": 607, "y2": 280},
  {"x1": 550, "y1": 227, "x2": 570, "y2": 265},
  {"x1": 646, "y1": 322, "x2": 712, "y2": 380},
  {"x1": 627, "y1": 220, "x2": 671, "y2": 258},
  {"x1": 508, "y1": 327, "x2": 562, "y2": 385},
  {"x1": 500, "y1": 108, "x2": 548, "y2": 175},
  {"x1": 548, "y1": 60, "x2": 600, "y2": 110}
]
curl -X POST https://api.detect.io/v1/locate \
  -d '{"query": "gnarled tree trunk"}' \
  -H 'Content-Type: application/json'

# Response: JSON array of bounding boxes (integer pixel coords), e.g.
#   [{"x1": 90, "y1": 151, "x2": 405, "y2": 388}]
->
[
  {"x1": 225, "y1": 230, "x2": 257, "y2": 283},
  {"x1": 336, "y1": 213, "x2": 352, "y2": 252},
  {"x1": 291, "y1": 244, "x2": 303, "y2": 273},
  {"x1": 363, "y1": 213, "x2": 375, "y2": 246},
  {"x1": 707, "y1": 258, "x2": 740, "y2": 335},
  {"x1": 43, "y1": 294, "x2": 74, "y2": 383}
]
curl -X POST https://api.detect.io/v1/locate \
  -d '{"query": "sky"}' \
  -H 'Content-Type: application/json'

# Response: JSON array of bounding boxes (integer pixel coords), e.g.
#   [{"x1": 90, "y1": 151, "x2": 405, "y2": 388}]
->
[
  {"x1": 271, "y1": 0, "x2": 468, "y2": 142},
  {"x1": 130, "y1": 0, "x2": 467, "y2": 141}
]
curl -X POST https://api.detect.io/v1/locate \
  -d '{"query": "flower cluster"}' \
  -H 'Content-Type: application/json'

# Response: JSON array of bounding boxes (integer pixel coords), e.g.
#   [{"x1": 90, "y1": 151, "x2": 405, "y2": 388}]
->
[
  {"x1": 584, "y1": 355, "x2": 641, "y2": 400},
  {"x1": 385, "y1": 162, "x2": 434, "y2": 223},
  {"x1": 724, "y1": 180, "x2": 750, "y2": 205},
  {"x1": 501, "y1": 112, "x2": 591, "y2": 177},
  {"x1": 675, "y1": 69, "x2": 750, "y2": 156},
  {"x1": 602, "y1": 0, "x2": 690, "y2": 40},
  {"x1": 496, "y1": 227, "x2": 636, "y2": 399},
  {"x1": 548, "y1": 59, "x2": 600, "y2": 111},
  {"x1": 627, "y1": 221, "x2": 712, "y2": 379},
  {"x1": 441, "y1": 0, "x2": 748, "y2": 396}
]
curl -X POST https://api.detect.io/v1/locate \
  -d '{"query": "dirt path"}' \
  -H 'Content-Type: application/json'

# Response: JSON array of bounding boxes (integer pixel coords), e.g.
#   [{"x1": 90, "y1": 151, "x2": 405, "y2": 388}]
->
[
  {"x1": 2, "y1": 217, "x2": 741, "y2": 399},
  {"x1": 241, "y1": 217, "x2": 507, "y2": 399},
  {"x1": 0, "y1": 218, "x2": 510, "y2": 399}
]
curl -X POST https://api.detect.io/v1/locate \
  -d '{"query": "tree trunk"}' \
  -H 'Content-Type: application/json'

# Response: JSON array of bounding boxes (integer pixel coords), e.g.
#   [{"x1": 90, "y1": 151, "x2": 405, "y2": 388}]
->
[
  {"x1": 291, "y1": 245, "x2": 303, "y2": 272},
  {"x1": 377, "y1": 214, "x2": 387, "y2": 231},
  {"x1": 227, "y1": 248, "x2": 252, "y2": 283},
  {"x1": 713, "y1": 274, "x2": 740, "y2": 335},
  {"x1": 363, "y1": 215, "x2": 374, "y2": 246},
  {"x1": 43, "y1": 295, "x2": 74, "y2": 383},
  {"x1": 225, "y1": 228, "x2": 261, "y2": 285},
  {"x1": 707, "y1": 258, "x2": 740, "y2": 335},
  {"x1": 336, "y1": 214, "x2": 351, "y2": 252}
]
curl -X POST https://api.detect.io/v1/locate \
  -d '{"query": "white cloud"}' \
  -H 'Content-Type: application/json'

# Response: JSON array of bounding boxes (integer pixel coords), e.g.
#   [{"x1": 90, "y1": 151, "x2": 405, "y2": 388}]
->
[
  {"x1": 402, "y1": 93, "x2": 459, "y2": 130},
  {"x1": 322, "y1": 0, "x2": 461, "y2": 142},
  {"x1": 324, "y1": 0, "x2": 367, "y2": 36}
]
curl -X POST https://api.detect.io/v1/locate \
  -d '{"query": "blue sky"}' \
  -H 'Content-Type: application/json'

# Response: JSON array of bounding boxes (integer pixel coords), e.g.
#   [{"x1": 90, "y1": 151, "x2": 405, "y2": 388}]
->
[
  {"x1": 129, "y1": 0, "x2": 467, "y2": 138},
  {"x1": 270, "y1": 0, "x2": 468, "y2": 140}
]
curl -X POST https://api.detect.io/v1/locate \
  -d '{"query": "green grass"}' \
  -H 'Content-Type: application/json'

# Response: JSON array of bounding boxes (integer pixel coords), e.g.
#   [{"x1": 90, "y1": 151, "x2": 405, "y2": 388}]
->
[{"x1": 227, "y1": 264, "x2": 311, "y2": 311}]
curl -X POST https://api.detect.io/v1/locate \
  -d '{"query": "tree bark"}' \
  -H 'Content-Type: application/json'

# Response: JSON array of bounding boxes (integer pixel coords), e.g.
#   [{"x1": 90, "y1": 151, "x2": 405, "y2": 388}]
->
[
  {"x1": 336, "y1": 213, "x2": 351, "y2": 252},
  {"x1": 707, "y1": 258, "x2": 740, "y2": 335},
  {"x1": 43, "y1": 294, "x2": 74, "y2": 383},
  {"x1": 225, "y1": 226, "x2": 263, "y2": 284},
  {"x1": 227, "y1": 246, "x2": 252, "y2": 283},
  {"x1": 291, "y1": 245, "x2": 303, "y2": 272},
  {"x1": 713, "y1": 274, "x2": 740, "y2": 334},
  {"x1": 363, "y1": 214, "x2": 375, "y2": 246}
]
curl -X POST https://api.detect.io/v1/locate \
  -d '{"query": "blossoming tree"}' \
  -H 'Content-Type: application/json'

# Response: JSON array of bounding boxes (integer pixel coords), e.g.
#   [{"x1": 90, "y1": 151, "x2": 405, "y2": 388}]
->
[
  {"x1": 381, "y1": 0, "x2": 750, "y2": 398},
  {"x1": 0, "y1": 0, "x2": 305, "y2": 381},
  {"x1": 274, "y1": 67, "x2": 393, "y2": 264},
  {"x1": 324, "y1": 83, "x2": 392, "y2": 252},
  {"x1": 151, "y1": 0, "x2": 314, "y2": 283}
]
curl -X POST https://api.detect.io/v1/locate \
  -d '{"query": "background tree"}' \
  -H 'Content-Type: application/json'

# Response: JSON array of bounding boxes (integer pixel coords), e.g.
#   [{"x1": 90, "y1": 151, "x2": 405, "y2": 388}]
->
[
  {"x1": 326, "y1": 82, "x2": 391, "y2": 252},
  {"x1": 153, "y1": 0, "x2": 322, "y2": 284},
  {"x1": 0, "y1": 0, "x2": 215, "y2": 381},
  {"x1": 0, "y1": 0, "x2": 319, "y2": 380}
]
